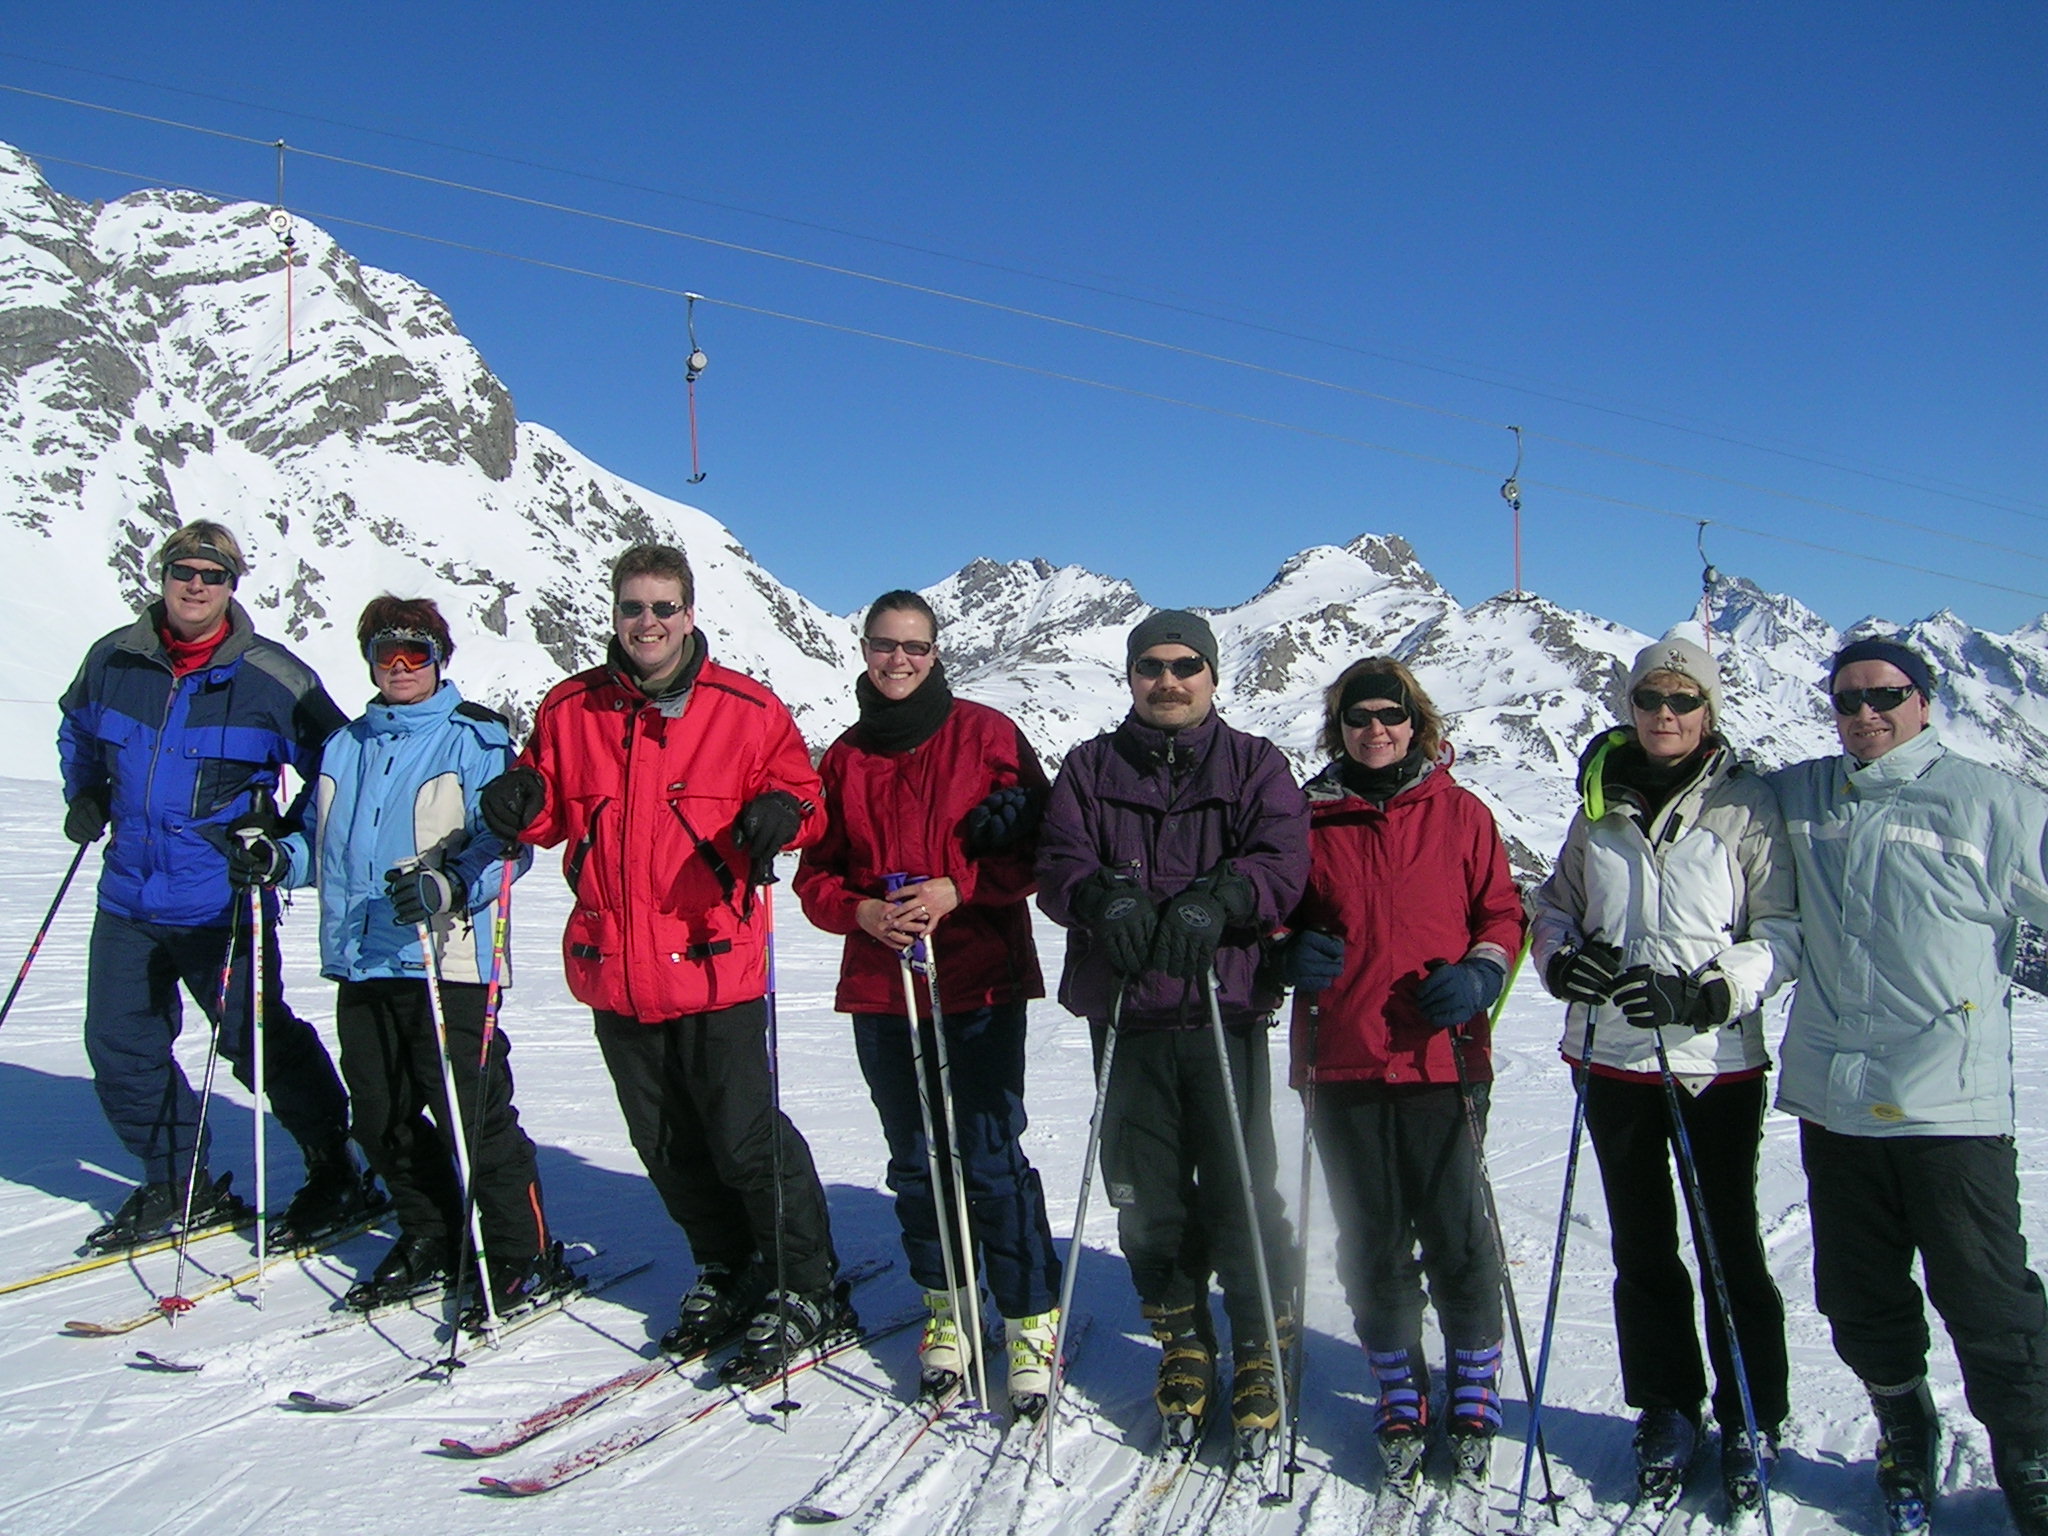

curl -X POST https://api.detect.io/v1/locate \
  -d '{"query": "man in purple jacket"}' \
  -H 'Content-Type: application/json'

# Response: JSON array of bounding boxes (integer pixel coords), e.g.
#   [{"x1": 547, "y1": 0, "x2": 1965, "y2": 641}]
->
[{"x1": 1037, "y1": 609, "x2": 1309, "y2": 1450}]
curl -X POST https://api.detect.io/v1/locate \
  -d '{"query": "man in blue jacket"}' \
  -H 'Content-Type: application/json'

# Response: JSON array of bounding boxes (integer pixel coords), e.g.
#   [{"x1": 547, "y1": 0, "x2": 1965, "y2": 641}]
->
[
  {"x1": 58, "y1": 521, "x2": 366, "y2": 1251},
  {"x1": 1773, "y1": 638, "x2": 2048, "y2": 1536}
]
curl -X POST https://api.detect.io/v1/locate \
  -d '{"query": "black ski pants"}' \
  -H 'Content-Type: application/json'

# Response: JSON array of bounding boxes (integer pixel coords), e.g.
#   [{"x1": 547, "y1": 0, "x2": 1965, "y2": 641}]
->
[
  {"x1": 1802, "y1": 1121, "x2": 2048, "y2": 1445},
  {"x1": 1094, "y1": 1018, "x2": 1293, "y2": 1348},
  {"x1": 595, "y1": 998, "x2": 837, "y2": 1296},
  {"x1": 1586, "y1": 1072, "x2": 1788, "y2": 1435},
  {"x1": 852, "y1": 1001, "x2": 1061, "y2": 1318},
  {"x1": 335, "y1": 978, "x2": 545, "y2": 1267},
  {"x1": 84, "y1": 901, "x2": 348, "y2": 1187},
  {"x1": 1312, "y1": 1078, "x2": 1502, "y2": 1356}
]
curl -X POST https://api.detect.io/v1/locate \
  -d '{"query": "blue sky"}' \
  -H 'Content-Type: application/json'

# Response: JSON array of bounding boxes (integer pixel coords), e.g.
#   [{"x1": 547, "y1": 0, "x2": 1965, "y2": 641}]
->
[{"x1": 2, "y1": 3, "x2": 2043, "y2": 636}]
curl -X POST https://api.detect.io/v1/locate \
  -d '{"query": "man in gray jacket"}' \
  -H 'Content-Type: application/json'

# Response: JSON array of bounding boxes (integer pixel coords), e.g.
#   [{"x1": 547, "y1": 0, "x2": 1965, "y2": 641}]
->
[{"x1": 1773, "y1": 637, "x2": 2048, "y2": 1536}]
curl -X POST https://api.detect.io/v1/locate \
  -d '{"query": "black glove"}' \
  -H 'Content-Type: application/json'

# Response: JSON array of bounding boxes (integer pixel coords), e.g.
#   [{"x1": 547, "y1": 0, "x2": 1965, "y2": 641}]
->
[
  {"x1": 386, "y1": 866, "x2": 454, "y2": 927},
  {"x1": 1277, "y1": 930, "x2": 1347, "y2": 993},
  {"x1": 735, "y1": 790, "x2": 804, "y2": 878},
  {"x1": 226, "y1": 829, "x2": 288, "y2": 887},
  {"x1": 1417, "y1": 957, "x2": 1507, "y2": 1029},
  {"x1": 63, "y1": 790, "x2": 109, "y2": 846},
  {"x1": 1546, "y1": 939, "x2": 1623, "y2": 1004},
  {"x1": 1611, "y1": 965, "x2": 1733, "y2": 1031},
  {"x1": 963, "y1": 785, "x2": 1043, "y2": 856},
  {"x1": 1071, "y1": 869, "x2": 1161, "y2": 979},
  {"x1": 480, "y1": 766, "x2": 546, "y2": 842},
  {"x1": 1150, "y1": 865, "x2": 1257, "y2": 983}
]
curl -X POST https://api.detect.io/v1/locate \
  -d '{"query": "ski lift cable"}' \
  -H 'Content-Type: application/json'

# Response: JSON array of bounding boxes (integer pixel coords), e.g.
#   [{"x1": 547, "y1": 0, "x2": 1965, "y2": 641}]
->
[
  {"x1": 25, "y1": 147, "x2": 2048, "y2": 609},
  {"x1": 5, "y1": 63, "x2": 2040, "y2": 523},
  {"x1": 8, "y1": 80, "x2": 2047, "y2": 541}
]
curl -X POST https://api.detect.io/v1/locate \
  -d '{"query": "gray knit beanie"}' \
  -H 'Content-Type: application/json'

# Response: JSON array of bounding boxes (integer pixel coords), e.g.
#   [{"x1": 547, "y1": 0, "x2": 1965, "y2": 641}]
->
[{"x1": 1126, "y1": 609, "x2": 1220, "y2": 679}]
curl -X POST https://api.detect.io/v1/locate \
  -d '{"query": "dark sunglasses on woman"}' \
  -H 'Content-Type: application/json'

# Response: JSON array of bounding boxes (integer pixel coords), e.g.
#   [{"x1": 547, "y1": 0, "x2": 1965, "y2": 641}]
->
[
  {"x1": 1631, "y1": 687, "x2": 1706, "y2": 716},
  {"x1": 863, "y1": 636, "x2": 933, "y2": 657}
]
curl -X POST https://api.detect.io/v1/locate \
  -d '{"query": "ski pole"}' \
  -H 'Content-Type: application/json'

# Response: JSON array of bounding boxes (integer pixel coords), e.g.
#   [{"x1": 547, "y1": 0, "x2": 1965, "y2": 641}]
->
[
  {"x1": 1202, "y1": 969, "x2": 1291, "y2": 1505},
  {"x1": 761, "y1": 876, "x2": 802, "y2": 1417},
  {"x1": 1281, "y1": 982, "x2": 1325, "y2": 1502},
  {"x1": 917, "y1": 932, "x2": 992, "y2": 1411},
  {"x1": 164, "y1": 895, "x2": 240, "y2": 1316},
  {"x1": 1513, "y1": 1005, "x2": 1600, "y2": 1535},
  {"x1": 0, "y1": 841, "x2": 89, "y2": 1033},
  {"x1": 1041, "y1": 980, "x2": 1125, "y2": 1478},
  {"x1": 1444, "y1": 944, "x2": 1557, "y2": 1516},
  {"x1": 250, "y1": 880, "x2": 268, "y2": 1304},
  {"x1": 453, "y1": 853, "x2": 523, "y2": 1333},
  {"x1": 884, "y1": 873, "x2": 977, "y2": 1405},
  {"x1": 419, "y1": 912, "x2": 499, "y2": 1351},
  {"x1": 1652, "y1": 1029, "x2": 1775, "y2": 1536}
]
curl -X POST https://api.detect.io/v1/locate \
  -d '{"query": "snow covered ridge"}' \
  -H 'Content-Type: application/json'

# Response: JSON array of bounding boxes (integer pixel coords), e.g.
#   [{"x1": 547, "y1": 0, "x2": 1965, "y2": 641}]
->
[{"x1": 5, "y1": 141, "x2": 2048, "y2": 878}]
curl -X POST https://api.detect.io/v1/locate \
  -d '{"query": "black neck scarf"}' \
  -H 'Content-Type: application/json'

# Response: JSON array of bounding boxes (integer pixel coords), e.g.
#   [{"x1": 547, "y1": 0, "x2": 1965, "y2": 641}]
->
[{"x1": 856, "y1": 662, "x2": 954, "y2": 753}]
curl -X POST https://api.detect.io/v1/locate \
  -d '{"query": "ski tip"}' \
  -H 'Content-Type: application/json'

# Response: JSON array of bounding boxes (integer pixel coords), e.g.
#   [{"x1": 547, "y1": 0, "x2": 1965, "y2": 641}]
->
[
  {"x1": 282, "y1": 1390, "x2": 353, "y2": 1413},
  {"x1": 438, "y1": 1437, "x2": 483, "y2": 1457},
  {"x1": 131, "y1": 1350, "x2": 202, "y2": 1373},
  {"x1": 157, "y1": 1294, "x2": 196, "y2": 1315},
  {"x1": 61, "y1": 1320, "x2": 115, "y2": 1337},
  {"x1": 476, "y1": 1475, "x2": 544, "y2": 1498},
  {"x1": 783, "y1": 1505, "x2": 845, "y2": 1524}
]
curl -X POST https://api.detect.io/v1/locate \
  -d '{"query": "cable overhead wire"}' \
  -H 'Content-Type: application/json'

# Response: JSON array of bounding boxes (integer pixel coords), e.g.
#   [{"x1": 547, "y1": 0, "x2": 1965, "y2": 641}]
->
[
  {"x1": 19, "y1": 143, "x2": 2048, "y2": 609},
  {"x1": 10, "y1": 84, "x2": 2046, "y2": 565},
  {"x1": 6, "y1": 61, "x2": 2042, "y2": 523}
]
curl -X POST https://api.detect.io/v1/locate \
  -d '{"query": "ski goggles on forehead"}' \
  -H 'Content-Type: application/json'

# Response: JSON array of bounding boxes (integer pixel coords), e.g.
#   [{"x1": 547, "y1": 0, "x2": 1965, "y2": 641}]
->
[
  {"x1": 1342, "y1": 704, "x2": 1410, "y2": 729},
  {"x1": 1132, "y1": 655, "x2": 1208, "y2": 680},
  {"x1": 1631, "y1": 687, "x2": 1707, "y2": 716},
  {"x1": 1832, "y1": 684, "x2": 1918, "y2": 716},
  {"x1": 165, "y1": 562, "x2": 232, "y2": 586},
  {"x1": 365, "y1": 631, "x2": 441, "y2": 672},
  {"x1": 615, "y1": 599, "x2": 687, "y2": 620}
]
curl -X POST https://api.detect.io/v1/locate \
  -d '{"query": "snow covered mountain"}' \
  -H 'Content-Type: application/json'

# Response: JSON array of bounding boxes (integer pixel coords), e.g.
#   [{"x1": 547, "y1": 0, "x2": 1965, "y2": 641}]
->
[{"x1": 4, "y1": 141, "x2": 2045, "y2": 887}]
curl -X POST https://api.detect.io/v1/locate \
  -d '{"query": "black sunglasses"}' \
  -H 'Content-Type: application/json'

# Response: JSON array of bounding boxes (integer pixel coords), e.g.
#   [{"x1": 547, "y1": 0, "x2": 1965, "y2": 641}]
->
[
  {"x1": 1133, "y1": 656, "x2": 1208, "y2": 680},
  {"x1": 1631, "y1": 687, "x2": 1707, "y2": 716},
  {"x1": 166, "y1": 562, "x2": 232, "y2": 587},
  {"x1": 1832, "y1": 685, "x2": 1918, "y2": 716},
  {"x1": 1342, "y1": 704, "x2": 1409, "y2": 729},
  {"x1": 615, "y1": 599, "x2": 687, "y2": 620},
  {"x1": 863, "y1": 636, "x2": 933, "y2": 657}
]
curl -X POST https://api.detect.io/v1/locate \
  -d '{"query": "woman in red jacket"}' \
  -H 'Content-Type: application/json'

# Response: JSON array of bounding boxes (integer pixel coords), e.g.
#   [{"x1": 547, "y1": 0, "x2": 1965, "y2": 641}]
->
[
  {"x1": 795, "y1": 590, "x2": 1062, "y2": 1417},
  {"x1": 1280, "y1": 657, "x2": 1526, "y2": 1484}
]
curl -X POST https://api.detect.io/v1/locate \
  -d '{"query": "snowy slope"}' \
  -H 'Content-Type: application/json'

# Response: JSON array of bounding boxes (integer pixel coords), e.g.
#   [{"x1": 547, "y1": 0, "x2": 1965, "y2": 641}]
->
[{"x1": 2, "y1": 774, "x2": 2045, "y2": 1536}]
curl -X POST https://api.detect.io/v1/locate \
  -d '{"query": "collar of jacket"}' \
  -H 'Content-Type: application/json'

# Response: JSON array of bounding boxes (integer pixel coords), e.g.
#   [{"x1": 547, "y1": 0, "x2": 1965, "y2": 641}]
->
[
  {"x1": 117, "y1": 598, "x2": 257, "y2": 670},
  {"x1": 1840, "y1": 721, "x2": 1945, "y2": 795},
  {"x1": 359, "y1": 680, "x2": 463, "y2": 737},
  {"x1": 1303, "y1": 751, "x2": 1440, "y2": 806},
  {"x1": 606, "y1": 629, "x2": 708, "y2": 717},
  {"x1": 1112, "y1": 707, "x2": 1220, "y2": 778}
]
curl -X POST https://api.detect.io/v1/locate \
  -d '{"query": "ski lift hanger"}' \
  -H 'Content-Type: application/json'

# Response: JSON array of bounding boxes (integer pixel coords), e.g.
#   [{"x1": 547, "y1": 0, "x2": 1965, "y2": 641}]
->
[{"x1": 684, "y1": 292, "x2": 707, "y2": 485}]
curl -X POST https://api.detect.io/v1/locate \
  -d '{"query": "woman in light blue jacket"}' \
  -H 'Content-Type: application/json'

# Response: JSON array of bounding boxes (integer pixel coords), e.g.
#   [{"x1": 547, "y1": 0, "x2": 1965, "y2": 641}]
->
[{"x1": 279, "y1": 596, "x2": 555, "y2": 1318}]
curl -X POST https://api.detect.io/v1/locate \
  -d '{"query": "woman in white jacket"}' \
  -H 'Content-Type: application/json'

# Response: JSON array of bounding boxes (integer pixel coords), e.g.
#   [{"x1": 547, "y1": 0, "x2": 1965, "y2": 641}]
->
[{"x1": 1530, "y1": 631, "x2": 1798, "y2": 1509}]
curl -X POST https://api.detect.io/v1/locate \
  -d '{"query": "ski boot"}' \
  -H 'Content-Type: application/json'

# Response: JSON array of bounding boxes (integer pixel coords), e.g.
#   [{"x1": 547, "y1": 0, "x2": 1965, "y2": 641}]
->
[
  {"x1": 84, "y1": 1168, "x2": 248, "y2": 1252},
  {"x1": 1231, "y1": 1343, "x2": 1281, "y2": 1461},
  {"x1": 344, "y1": 1232, "x2": 450, "y2": 1311},
  {"x1": 1144, "y1": 1301, "x2": 1216, "y2": 1452},
  {"x1": 1871, "y1": 1378, "x2": 1939, "y2": 1534},
  {"x1": 268, "y1": 1138, "x2": 383, "y2": 1246},
  {"x1": 462, "y1": 1240, "x2": 584, "y2": 1331},
  {"x1": 660, "y1": 1257, "x2": 764, "y2": 1357},
  {"x1": 1004, "y1": 1308, "x2": 1058, "y2": 1421},
  {"x1": 718, "y1": 1278, "x2": 859, "y2": 1386},
  {"x1": 1995, "y1": 1442, "x2": 2048, "y2": 1536},
  {"x1": 1634, "y1": 1405, "x2": 1702, "y2": 1505},
  {"x1": 1447, "y1": 1342, "x2": 1503, "y2": 1484},
  {"x1": 918, "y1": 1288, "x2": 974, "y2": 1400},
  {"x1": 1370, "y1": 1343, "x2": 1432, "y2": 1486},
  {"x1": 1722, "y1": 1427, "x2": 1780, "y2": 1514}
]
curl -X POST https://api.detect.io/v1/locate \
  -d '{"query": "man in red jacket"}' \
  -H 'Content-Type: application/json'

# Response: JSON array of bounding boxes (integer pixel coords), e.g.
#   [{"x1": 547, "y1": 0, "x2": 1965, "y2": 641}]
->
[{"x1": 481, "y1": 544, "x2": 842, "y2": 1379}]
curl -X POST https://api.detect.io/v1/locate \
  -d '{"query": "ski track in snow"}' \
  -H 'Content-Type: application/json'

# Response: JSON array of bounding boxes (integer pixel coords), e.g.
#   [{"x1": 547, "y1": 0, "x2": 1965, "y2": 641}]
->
[{"x1": 0, "y1": 777, "x2": 2044, "y2": 1535}]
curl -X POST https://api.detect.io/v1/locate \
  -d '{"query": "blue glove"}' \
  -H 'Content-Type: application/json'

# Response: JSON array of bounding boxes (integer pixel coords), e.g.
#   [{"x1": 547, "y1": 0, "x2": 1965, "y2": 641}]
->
[
  {"x1": 963, "y1": 785, "x2": 1043, "y2": 855},
  {"x1": 1417, "y1": 957, "x2": 1506, "y2": 1030},
  {"x1": 1278, "y1": 930, "x2": 1347, "y2": 993},
  {"x1": 385, "y1": 866, "x2": 454, "y2": 927}
]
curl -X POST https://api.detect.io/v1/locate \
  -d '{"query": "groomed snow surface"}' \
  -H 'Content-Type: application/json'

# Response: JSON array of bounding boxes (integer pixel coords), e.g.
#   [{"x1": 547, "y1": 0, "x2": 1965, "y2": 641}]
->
[{"x1": 0, "y1": 774, "x2": 2040, "y2": 1536}]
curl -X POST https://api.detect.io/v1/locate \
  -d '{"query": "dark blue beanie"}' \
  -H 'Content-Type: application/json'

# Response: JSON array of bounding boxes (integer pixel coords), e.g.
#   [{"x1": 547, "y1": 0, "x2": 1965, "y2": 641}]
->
[{"x1": 1828, "y1": 638, "x2": 1937, "y2": 698}]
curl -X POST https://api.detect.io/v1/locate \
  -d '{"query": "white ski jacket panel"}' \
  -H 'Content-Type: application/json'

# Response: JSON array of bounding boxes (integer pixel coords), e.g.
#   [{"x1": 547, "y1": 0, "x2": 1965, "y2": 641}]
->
[
  {"x1": 1531, "y1": 738, "x2": 1799, "y2": 1085},
  {"x1": 1770, "y1": 726, "x2": 2048, "y2": 1137}
]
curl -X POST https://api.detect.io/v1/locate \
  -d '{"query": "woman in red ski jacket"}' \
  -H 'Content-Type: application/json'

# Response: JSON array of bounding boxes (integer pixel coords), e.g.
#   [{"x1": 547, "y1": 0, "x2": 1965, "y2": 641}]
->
[
  {"x1": 1279, "y1": 656, "x2": 1525, "y2": 1479},
  {"x1": 794, "y1": 589, "x2": 1062, "y2": 1415}
]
